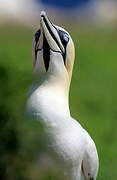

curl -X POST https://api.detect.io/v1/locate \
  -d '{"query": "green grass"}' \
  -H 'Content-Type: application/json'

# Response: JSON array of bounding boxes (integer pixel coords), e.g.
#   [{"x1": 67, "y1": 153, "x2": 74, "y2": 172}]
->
[{"x1": 0, "y1": 24, "x2": 117, "y2": 179}]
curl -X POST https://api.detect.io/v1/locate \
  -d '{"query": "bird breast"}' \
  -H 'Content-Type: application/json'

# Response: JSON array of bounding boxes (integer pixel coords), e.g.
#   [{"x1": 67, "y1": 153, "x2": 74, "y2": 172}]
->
[{"x1": 27, "y1": 87, "x2": 86, "y2": 166}]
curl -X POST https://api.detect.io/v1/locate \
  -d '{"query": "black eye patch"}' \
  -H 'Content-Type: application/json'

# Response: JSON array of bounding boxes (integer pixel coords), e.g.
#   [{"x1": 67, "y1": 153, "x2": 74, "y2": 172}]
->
[
  {"x1": 57, "y1": 30, "x2": 70, "y2": 64},
  {"x1": 34, "y1": 29, "x2": 41, "y2": 59},
  {"x1": 35, "y1": 29, "x2": 41, "y2": 44},
  {"x1": 58, "y1": 30, "x2": 69, "y2": 48}
]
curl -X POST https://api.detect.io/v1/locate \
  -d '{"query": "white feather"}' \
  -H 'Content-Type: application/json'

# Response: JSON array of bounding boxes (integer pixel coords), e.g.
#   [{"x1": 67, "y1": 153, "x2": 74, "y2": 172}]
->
[{"x1": 27, "y1": 12, "x2": 99, "y2": 180}]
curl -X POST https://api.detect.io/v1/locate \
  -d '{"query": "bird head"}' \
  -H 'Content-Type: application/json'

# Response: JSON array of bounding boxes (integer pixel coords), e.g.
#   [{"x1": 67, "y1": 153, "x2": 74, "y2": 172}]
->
[{"x1": 33, "y1": 11, "x2": 75, "y2": 86}]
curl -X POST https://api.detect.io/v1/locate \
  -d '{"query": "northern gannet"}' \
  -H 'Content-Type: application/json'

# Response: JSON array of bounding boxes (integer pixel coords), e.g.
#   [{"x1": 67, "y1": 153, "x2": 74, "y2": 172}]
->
[{"x1": 27, "y1": 11, "x2": 99, "y2": 180}]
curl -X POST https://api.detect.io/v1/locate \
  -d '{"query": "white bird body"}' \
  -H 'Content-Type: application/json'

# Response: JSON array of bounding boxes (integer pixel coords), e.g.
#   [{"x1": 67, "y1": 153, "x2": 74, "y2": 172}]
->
[{"x1": 27, "y1": 11, "x2": 99, "y2": 180}]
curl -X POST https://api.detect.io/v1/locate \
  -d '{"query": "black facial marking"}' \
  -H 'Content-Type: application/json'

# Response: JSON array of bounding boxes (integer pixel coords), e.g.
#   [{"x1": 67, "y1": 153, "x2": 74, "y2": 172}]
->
[
  {"x1": 35, "y1": 29, "x2": 40, "y2": 44},
  {"x1": 35, "y1": 29, "x2": 41, "y2": 59},
  {"x1": 58, "y1": 30, "x2": 69, "y2": 48},
  {"x1": 43, "y1": 33, "x2": 50, "y2": 71},
  {"x1": 57, "y1": 30, "x2": 69, "y2": 64}
]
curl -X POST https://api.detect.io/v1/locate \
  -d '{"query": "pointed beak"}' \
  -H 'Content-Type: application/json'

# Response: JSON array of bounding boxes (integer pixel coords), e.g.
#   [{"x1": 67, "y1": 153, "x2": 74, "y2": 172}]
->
[{"x1": 40, "y1": 11, "x2": 65, "y2": 54}]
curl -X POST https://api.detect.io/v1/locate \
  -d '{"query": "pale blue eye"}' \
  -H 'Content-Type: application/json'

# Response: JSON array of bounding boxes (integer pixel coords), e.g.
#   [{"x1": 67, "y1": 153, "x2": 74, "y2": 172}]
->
[
  {"x1": 63, "y1": 34, "x2": 69, "y2": 42},
  {"x1": 58, "y1": 30, "x2": 70, "y2": 48}
]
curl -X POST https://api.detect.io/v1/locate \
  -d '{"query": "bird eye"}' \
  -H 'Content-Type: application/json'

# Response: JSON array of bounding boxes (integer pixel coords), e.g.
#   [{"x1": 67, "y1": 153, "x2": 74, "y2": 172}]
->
[
  {"x1": 58, "y1": 30, "x2": 70, "y2": 48},
  {"x1": 63, "y1": 33, "x2": 69, "y2": 43},
  {"x1": 35, "y1": 29, "x2": 40, "y2": 44}
]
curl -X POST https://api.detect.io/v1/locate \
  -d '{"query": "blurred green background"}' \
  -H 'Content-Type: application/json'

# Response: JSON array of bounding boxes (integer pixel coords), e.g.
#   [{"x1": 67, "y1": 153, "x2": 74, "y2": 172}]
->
[{"x1": 0, "y1": 24, "x2": 117, "y2": 180}]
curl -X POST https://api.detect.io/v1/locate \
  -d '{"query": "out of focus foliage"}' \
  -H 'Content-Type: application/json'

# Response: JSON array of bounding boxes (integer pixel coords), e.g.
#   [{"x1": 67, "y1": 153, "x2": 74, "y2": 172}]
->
[{"x1": 0, "y1": 24, "x2": 117, "y2": 179}]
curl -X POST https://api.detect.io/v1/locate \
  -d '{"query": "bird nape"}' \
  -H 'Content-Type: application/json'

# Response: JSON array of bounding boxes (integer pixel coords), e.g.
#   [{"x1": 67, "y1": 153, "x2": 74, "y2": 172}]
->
[{"x1": 27, "y1": 11, "x2": 99, "y2": 180}]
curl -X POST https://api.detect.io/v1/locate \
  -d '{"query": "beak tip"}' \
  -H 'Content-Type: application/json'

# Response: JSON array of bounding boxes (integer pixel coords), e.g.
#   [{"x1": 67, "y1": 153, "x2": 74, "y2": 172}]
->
[{"x1": 40, "y1": 11, "x2": 46, "y2": 18}]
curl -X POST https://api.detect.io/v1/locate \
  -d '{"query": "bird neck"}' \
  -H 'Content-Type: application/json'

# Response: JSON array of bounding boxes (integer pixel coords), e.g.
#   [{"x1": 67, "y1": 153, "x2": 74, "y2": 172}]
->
[
  {"x1": 30, "y1": 52, "x2": 72, "y2": 121},
  {"x1": 32, "y1": 69, "x2": 71, "y2": 118}
]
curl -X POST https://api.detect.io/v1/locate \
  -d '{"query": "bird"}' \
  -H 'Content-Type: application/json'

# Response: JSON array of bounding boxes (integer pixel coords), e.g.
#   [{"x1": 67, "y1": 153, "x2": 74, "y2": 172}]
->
[{"x1": 27, "y1": 11, "x2": 99, "y2": 180}]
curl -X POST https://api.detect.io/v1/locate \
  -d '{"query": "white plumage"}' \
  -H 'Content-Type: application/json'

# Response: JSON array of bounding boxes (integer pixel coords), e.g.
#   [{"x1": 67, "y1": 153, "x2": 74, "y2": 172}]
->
[{"x1": 27, "y1": 11, "x2": 99, "y2": 180}]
